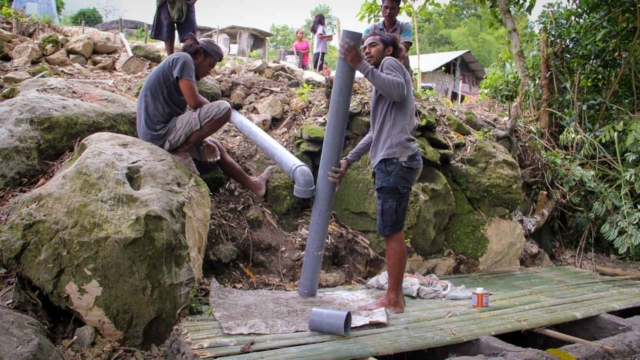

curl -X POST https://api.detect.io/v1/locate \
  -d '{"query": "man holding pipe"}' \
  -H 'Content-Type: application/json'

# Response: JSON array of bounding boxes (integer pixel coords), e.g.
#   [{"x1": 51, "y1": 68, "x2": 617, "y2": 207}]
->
[
  {"x1": 137, "y1": 34, "x2": 272, "y2": 196},
  {"x1": 329, "y1": 32, "x2": 421, "y2": 313}
]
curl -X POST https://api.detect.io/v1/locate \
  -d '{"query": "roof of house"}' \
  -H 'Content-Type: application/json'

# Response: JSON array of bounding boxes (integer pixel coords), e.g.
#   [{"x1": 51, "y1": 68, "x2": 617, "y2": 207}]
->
[
  {"x1": 206, "y1": 25, "x2": 273, "y2": 39},
  {"x1": 13, "y1": 0, "x2": 59, "y2": 24},
  {"x1": 409, "y1": 50, "x2": 485, "y2": 79}
]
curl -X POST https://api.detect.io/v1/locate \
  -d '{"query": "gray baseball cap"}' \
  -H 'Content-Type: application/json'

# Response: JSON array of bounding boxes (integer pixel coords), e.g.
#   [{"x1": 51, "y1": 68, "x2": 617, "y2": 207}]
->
[{"x1": 187, "y1": 33, "x2": 224, "y2": 62}]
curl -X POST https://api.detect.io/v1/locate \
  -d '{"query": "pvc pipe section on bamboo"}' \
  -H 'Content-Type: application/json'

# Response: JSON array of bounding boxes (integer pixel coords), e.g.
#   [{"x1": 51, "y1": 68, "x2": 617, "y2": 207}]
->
[
  {"x1": 308, "y1": 308, "x2": 352, "y2": 336},
  {"x1": 298, "y1": 30, "x2": 362, "y2": 298},
  {"x1": 229, "y1": 110, "x2": 316, "y2": 198}
]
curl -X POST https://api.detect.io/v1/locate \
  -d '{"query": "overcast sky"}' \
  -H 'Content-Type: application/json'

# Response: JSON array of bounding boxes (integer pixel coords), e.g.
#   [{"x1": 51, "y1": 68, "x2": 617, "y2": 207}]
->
[{"x1": 62, "y1": 0, "x2": 557, "y2": 45}]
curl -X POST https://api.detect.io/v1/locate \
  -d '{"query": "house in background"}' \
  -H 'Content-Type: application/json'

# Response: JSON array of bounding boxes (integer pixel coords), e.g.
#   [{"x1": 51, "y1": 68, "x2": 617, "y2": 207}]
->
[
  {"x1": 203, "y1": 26, "x2": 272, "y2": 59},
  {"x1": 12, "y1": 0, "x2": 59, "y2": 24},
  {"x1": 409, "y1": 50, "x2": 485, "y2": 102}
]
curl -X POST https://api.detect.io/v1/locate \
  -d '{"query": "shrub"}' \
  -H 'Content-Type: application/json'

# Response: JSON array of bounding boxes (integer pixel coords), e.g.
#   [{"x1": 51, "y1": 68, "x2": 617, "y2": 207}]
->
[{"x1": 70, "y1": 7, "x2": 103, "y2": 27}]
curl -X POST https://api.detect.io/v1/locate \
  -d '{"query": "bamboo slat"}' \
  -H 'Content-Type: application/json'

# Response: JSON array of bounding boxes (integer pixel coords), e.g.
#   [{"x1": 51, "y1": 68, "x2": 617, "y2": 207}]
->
[{"x1": 175, "y1": 267, "x2": 640, "y2": 359}]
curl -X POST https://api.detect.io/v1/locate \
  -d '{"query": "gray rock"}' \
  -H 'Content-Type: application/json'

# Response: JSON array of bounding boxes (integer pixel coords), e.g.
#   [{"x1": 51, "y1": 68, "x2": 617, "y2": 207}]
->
[
  {"x1": 90, "y1": 55, "x2": 115, "y2": 70},
  {"x1": 93, "y1": 40, "x2": 119, "y2": 54},
  {"x1": 197, "y1": 76, "x2": 222, "y2": 102},
  {"x1": 73, "y1": 326, "x2": 96, "y2": 349},
  {"x1": 245, "y1": 205, "x2": 264, "y2": 229},
  {"x1": 319, "y1": 271, "x2": 346, "y2": 287},
  {"x1": 3, "y1": 71, "x2": 31, "y2": 85},
  {"x1": 69, "y1": 54, "x2": 87, "y2": 65},
  {"x1": 45, "y1": 50, "x2": 71, "y2": 66},
  {"x1": 213, "y1": 243, "x2": 240, "y2": 264},
  {"x1": 0, "y1": 79, "x2": 137, "y2": 189},
  {"x1": 302, "y1": 70, "x2": 326, "y2": 87},
  {"x1": 0, "y1": 309, "x2": 64, "y2": 360},
  {"x1": 9, "y1": 43, "x2": 42, "y2": 66},
  {"x1": 132, "y1": 43, "x2": 163, "y2": 63},
  {"x1": 256, "y1": 96, "x2": 284, "y2": 119},
  {"x1": 249, "y1": 113, "x2": 272, "y2": 131},
  {"x1": 229, "y1": 87, "x2": 247, "y2": 109},
  {"x1": 244, "y1": 94, "x2": 257, "y2": 105},
  {"x1": 0, "y1": 133, "x2": 210, "y2": 347},
  {"x1": 246, "y1": 59, "x2": 267, "y2": 73},
  {"x1": 65, "y1": 34, "x2": 94, "y2": 59},
  {"x1": 273, "y1": 71, "x2": 295, "y2": 82}
]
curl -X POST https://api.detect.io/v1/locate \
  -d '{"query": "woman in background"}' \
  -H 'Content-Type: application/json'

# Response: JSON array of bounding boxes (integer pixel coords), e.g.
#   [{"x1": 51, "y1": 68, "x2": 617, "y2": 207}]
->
[
  {"x1": 291, "y1": 29, "x2": 310, "y2": 70},
  {"x1": 310, "y1": 14, "x2": 332, "y2": 72}
]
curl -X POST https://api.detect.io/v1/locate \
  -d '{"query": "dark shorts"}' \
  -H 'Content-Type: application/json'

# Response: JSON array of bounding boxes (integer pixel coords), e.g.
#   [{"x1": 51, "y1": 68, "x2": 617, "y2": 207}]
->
[
  {"x1": 313, "y1": 52, "x2": 325, "y2": 72},
  {"x1": 151, "y1": 2, "x2": 197, "y2": 43},
  {"x1": 373, "y1": 151, "x2": 423, "y2": 237}
]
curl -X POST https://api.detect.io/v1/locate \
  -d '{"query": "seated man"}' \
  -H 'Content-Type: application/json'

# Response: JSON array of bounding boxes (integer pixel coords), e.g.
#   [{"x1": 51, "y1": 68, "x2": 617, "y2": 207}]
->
[{"x1": 137, "y1": 35, "x2": 272, "y2": 196}]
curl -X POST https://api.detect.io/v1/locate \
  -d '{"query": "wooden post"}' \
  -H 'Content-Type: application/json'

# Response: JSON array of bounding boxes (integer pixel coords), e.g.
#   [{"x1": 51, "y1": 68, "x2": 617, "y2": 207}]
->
[
  {"x1": 119, "y1": 18, "x2": 123, "y2": 34},
  {"x1": 532, "y1": 328, "x2": 615, "y2": 354},
  {"x1": 36, "y1": 23, "x2": 40, "y2": 38},
  {"x1": 264, "y1": 39, "x2": 268, "y2": 61},
  {"x1": 82, "y1": 20, "x2": 85, "y2": 34},
  {"x1": 336, "y1": 18, "x2": 342, "y2": 45},
  {"x1": 144, "y1": 23, "x2": 148, "y2": 44},
  {"x1": 12, "y1": 18, "x2": 16, "y2": 34},
  {"x1": 216, "y1": 26, "x2": 220, "y2": 43}
]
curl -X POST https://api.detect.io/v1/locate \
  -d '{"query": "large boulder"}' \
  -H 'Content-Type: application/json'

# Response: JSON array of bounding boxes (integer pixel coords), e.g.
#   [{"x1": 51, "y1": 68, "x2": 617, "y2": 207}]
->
[
  {"x1": 0, "y1": 78, "x2": 137, "y2": 189},
  {"x1": 246, "y1": 59, "x2": 267, "y2": 73},
  {"x1": 444, "y1": 182, "x2": 489, "y2": 260},
  {"x1": 132, "y1": 43, "x2": 163, "y2": 63},
  {"x1": 0, "y1": 133, "x2": 211, "y2": 348},
  {"x1": 3, "y1": 71, "x2": 31, "y2": 85},
  {"x1": 197, "y1": 76, "x2": 222, "y2": 102},
  {"x1": 45, "y1": 49, "x2": 71, "y2": 66},
  {"x1": 9, "y1": 42, "x2": 42, "y2": 66},
  {"x1": 479, "y1": 218, "x2": 526, "y2": 271},
  {"x1": 93, "y1": 40, "x2": 119, "y2": 54},
  {"x1": 62, "y1": 27, "x2": 123, "y2": 48},
  {"x1": 0, "y1": 309, "x2": 64, "y2": 360},
  {"x1": 303, "y1": 70, "x2": 326, "y2": 86},
  {"x1": 450, "y1": 140, "x2": 523, "y2": 217},
  {"x1": 65, "y1": 34, "x2": 94, "y2": 59},
  {"x1": 333, "y1": 155, "x2": 455, "y2": 254},
  {"x1": 39, "y1": 33, "x2": 61, "y2": 56}
]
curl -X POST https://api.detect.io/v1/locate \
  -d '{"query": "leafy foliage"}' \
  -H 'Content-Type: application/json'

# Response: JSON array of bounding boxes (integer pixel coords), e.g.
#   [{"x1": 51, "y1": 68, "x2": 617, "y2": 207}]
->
[
  {"x1": 55, "y1": 0, "x2": 64, "y2": 16},
  {"x1": 268, "y1": 24, "x2": 297, "y2": 53},
  {"x1": 304, "y1": 4, "x2": 337, "y2": 35},
  {"x1": 70, "y1": 7, "x2": 103, "y2": 27},
  {"x1": 537, "y1": 0, "x2": 640, "y2": 255}
]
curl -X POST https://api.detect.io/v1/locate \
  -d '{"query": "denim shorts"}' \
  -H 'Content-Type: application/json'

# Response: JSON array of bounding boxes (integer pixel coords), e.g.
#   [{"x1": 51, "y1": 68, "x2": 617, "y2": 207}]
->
[{"x1": 373, "y1": 151, "x2": 423, "y2": 236}]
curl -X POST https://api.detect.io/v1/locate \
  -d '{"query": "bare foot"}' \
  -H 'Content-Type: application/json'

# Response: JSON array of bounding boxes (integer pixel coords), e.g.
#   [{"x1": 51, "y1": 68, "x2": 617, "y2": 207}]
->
[
  {"x1": 252, "y1": 166, "x2": 275, "y2": 197},
  {"x1": 359, "y1": 291, "x2": 405, "y2": 314},
  {"x1": 202, "y1": 138, "x2": 221, "y2": 163},
  {"x1": 171, "y1": 151, "x2": 199, "y2": 175}
]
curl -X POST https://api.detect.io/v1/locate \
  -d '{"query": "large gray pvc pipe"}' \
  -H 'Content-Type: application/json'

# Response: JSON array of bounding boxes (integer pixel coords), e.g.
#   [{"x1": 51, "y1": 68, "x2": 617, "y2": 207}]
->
[
  {"x1": 229, "y1": 110, "x2": 315, "y2": 198},
  {"x1": 298, "y1": 30, "x2": 362, "y2": 297},
  {"x1": 308, "y1": 308, "x2": 352, "y2": 336}
]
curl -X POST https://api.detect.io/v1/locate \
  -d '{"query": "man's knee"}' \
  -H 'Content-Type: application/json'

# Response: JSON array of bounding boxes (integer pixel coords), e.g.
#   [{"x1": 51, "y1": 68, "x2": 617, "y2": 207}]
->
[{"x1": 203, "y1": 101, "x2": 232, "y2": 123}]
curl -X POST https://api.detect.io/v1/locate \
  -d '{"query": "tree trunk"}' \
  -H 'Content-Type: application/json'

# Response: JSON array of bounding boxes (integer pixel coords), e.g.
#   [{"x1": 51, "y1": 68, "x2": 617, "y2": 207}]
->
[
  {"x1": 412, "y1": 9, "x2": 421, "y2": 88},
  {"x1": 539, "y1": 28, "x2": 551, "y2": 129},
  {"x1": 496, "y1": 0, "x2": 534, "y2": 123}
]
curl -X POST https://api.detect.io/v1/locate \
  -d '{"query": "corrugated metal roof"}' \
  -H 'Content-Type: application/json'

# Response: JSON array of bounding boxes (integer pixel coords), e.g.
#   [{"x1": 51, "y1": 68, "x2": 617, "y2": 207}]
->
[
  {"x1": 13, "y1": 0, "x2": 59, "y2": 24},
  {"x1": 409, "y1": 50, "x2": 486, "y2": 79}
]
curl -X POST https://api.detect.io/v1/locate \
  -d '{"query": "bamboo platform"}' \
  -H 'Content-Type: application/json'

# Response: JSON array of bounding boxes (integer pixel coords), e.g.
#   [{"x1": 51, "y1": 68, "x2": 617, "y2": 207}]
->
[{"x1": 178, "y1": 266, "x2": 640, "y2": 359}]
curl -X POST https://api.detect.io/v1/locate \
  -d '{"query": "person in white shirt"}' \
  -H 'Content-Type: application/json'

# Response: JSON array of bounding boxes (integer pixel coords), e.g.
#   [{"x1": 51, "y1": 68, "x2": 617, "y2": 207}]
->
[{"x1": 310, "y1": 14, "x2": 333, "y2": 72}]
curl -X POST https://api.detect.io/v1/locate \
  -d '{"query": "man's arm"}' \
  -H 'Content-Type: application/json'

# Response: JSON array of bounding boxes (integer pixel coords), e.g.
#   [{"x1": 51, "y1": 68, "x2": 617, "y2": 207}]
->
[
  {"x1": 357, "y1": 60, "x2": 408, "y2": 102},
  {"x1": 178, "y1": 79, "x2": 209, "y2": 110},
  {"x1": 344, "y1": 132, "x2": 373, "y2": 165}
]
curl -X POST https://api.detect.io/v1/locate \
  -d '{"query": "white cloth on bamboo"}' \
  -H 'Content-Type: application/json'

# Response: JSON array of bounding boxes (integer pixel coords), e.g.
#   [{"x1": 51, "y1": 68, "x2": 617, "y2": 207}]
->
[{"x1": 366, "y1": 272, "x2": 472, "y2": 300}]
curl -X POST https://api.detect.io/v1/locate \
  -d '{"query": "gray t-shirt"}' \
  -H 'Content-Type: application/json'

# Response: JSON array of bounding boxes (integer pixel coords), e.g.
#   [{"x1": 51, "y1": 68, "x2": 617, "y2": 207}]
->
[
  {"x1": 137, "y1": 52, "x2": 197, "y2": 147},
  {"x1": 345, "y1": 57, "x2": 418, "y2": 167}
]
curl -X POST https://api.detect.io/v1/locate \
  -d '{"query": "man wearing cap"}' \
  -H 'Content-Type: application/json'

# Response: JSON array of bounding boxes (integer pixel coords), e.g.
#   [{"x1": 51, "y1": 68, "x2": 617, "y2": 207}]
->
[
  {"x1": 137, "y1": 35, "x2": 273, "y2": 197},
  {"x1": 152, "y1": 0, "x2": 198, "y2": 55}
]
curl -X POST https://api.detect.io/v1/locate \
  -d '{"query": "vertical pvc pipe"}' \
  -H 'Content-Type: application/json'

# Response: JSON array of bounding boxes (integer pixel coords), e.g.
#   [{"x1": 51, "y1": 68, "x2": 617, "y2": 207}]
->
[{"x1": 298, "y1": 30, "x2": 362, "y2": 298}]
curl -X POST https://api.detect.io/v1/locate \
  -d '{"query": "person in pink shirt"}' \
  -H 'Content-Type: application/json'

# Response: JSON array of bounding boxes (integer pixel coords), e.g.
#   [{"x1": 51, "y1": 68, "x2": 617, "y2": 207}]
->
[{"x1": 291, "y1": 29, "x2": 311, "y2": 70}]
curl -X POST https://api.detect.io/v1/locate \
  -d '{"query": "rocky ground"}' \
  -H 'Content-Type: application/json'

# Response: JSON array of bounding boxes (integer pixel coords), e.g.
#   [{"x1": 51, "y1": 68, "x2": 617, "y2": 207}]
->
[{"x1": 0, "y1": 18, "x2": 638, "y2": 360}]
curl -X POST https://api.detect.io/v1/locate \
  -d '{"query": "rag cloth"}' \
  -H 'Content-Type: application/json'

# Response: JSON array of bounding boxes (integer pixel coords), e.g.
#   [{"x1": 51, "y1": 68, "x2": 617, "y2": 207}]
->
[
  {"x1": 367, "y1": 272, "x2": 472, "y2": 300},
  {"x1": 157, "y1": 0, "x2": 190, "y2": 23}
]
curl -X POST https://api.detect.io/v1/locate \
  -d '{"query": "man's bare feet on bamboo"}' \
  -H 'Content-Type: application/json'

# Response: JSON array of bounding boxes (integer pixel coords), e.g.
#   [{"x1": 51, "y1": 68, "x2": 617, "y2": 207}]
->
[{"x1": 171, "y1": 151, "x2": 199, "y2": 174}]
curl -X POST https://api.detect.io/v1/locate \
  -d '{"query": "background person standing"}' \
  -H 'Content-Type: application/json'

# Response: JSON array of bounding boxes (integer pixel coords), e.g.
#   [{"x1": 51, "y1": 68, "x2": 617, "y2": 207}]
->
[
  {"x1": 363, "y1": 0, "x2": 414, "y2": 76},
  {"x1": 310, "y1": 14, "x2": 333, "y2": 72},
  {"x1": 151, "y1": 0, "x2": 198, "y2": 56},
  {"x1": 291, "y1": 29, "x2": 311, "y2": 70}
]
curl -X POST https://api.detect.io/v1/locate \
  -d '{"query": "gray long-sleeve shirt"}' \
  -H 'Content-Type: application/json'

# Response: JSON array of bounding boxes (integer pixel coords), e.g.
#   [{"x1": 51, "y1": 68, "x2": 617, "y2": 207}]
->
[{"x1": 345, "y1": 57, "x2": 418, "y2": 167}]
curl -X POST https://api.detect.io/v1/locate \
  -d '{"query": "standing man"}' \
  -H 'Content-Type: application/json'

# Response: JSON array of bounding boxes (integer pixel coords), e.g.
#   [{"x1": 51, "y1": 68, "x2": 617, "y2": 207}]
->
[
  {"x1": 330, "y1": 32, "x2": 422, "y2": 313},
  {"x1": 152, "y1": 0, "x2": 198, "y2": 55},
  {"x1": 137, "y1": 35, "x2": 272, "y2": 197},
  {"x1": 363, "y1": 0, "x2": 414, "y2": 75}
]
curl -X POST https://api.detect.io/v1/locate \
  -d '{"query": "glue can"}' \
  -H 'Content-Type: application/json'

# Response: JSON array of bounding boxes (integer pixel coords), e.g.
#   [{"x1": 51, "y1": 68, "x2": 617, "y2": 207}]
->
[{"x1": 472, "y1": 288, "x2": 489, "y2": 308}]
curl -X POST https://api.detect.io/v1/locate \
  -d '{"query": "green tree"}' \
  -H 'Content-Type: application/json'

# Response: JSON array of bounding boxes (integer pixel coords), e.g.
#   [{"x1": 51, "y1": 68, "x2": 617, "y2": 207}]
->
[
  {"x1": 304, "y1": 4, "x2": 337, "y2": 35},
  {"x1": 55, "y1": 0, "x2": 64, "y2": 15},
  {"x1": 268, "y1": 24, "x2": 297, "y2": 53},
  {"x1": 70, "y1": 7, "x2": 103, "y2": 27}
]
